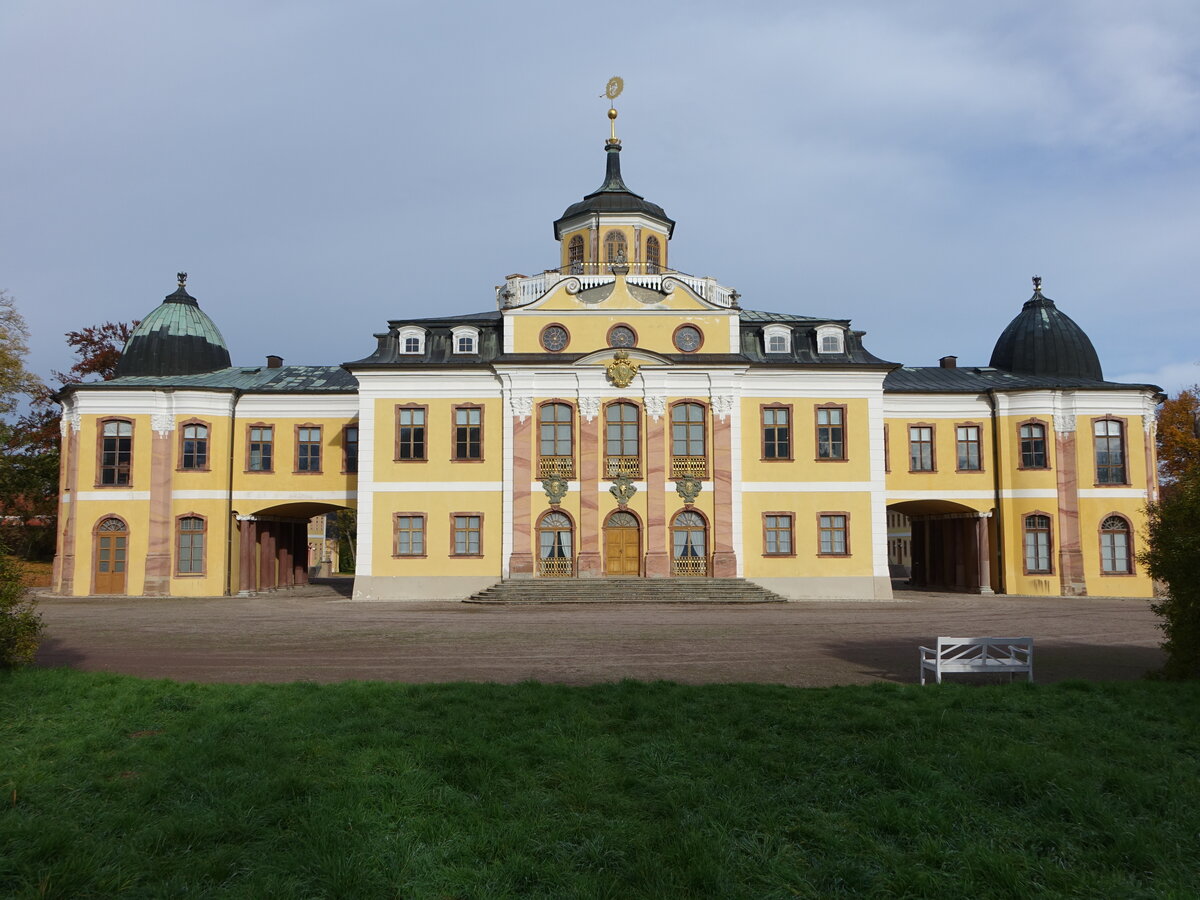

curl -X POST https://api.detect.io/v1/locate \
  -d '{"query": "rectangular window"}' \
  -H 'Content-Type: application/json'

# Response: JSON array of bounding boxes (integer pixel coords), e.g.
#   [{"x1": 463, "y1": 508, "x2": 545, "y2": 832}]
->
[
  {"x1": 1019, "y1": 422, "x2": 1048, "y2": 469},
  {"x1": 396, "y1": 407, "x2": 426, "y2": 461},
  {"x1": 956, "y1": 425, "x2": 981, "y2": 471},
  {"x1": 816, "y1": 406, "x2": 845, "y2": 460},
  {"x1": 452, "y1": 514, "x2": 482, "y2": 556},
  {"x1": 1094, "y1": 420, "x2": 1127, "y2": 484},
  {"x1": 248, "y1": 425, "x2": 273, "y2": 472},
  {"x1": 819, "y1": 514, "x2": 849, "y2": 555},
  {"x1": 394, "y1": 515, "x2": 425, "y2": 556},
  {"x1": 764, "y1": 514, "x2": 793, "y2": 556},
  {"x1": 1024, "y1": 514, "x2": 1053, "y2": 573},
  {"x1": 180, "y1": 423, "x2": 209, "y2": 470},
  {"x1": 297, "y1": 426, "x2": 322, "y2": 472},
  {"x1": 454, "y1": 406, "x2": 483, "y2": 461},
  {"x1": 762, "y1": 407, "x2": 791, "y2": 460},
  {"x1": 99, "y1": 420, "x2": 133, "y2": 486},
  {"x1": 343, "y1": 425, "x2": 359, "y2": 474},
  {"x1": 539, "y1": 403, "x2": 574, "y2": 478},
  {"x1": 908, "y1": 425, "x2": 934, "y2": 472},
  {"x1": 176, "y1": 516, "x2": 205, "y2": 574}
]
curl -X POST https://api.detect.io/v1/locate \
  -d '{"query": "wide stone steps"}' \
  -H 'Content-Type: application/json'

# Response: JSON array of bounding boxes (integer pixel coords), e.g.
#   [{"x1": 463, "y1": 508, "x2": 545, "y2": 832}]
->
[{"x1": 464, "y1": 577, "x2": 787, "y2": 604}]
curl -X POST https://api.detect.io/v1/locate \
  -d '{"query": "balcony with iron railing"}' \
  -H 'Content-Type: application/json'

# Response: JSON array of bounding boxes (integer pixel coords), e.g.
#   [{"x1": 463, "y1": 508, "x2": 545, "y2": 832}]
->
[
  {"x1": 605, "y1": 455, "x2": 641, "y2": 479},
  {"x1": 497, "y1": 265, "x2": 740, "y2": 310},
  {"x1": 538, "y1": 456, "x2": 575, "y2": 479},
  {"x1": 670, "y1": 456, "x2": 707, "y2": 479},
  {"x1": 539, "y1": 557, "x2": 575, "y2": 577}
]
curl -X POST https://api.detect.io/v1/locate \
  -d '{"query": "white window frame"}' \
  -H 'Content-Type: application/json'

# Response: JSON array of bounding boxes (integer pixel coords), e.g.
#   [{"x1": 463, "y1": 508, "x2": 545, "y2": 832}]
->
[
  {"x1": 398, "y1": 326, "x2": 427, "y2": 355},
  {"x1": 451, "y1": 326, "x2": 480, "y2": 355},
  {"x1": 763, "y1": 325, "x2": 791, "y2": 354},
  {"x1": 816, "y1": 325, "x2": 845, "y2": 354}
]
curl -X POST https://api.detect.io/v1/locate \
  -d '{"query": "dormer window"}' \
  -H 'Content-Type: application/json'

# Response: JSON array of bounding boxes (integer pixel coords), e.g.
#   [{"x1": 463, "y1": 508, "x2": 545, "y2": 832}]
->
[
  {"x1": 817, "y1": 326, "x2": 845, "y2": 354},
  {"x1": 764, "y1": 325, "x2": 791, "y2": 354},
  {"x1": 398, "y1": 326, "x2": 426, "y2": 355},
  {"x1": 451, "y1": 326, "x2": 480, "y2": 355}
]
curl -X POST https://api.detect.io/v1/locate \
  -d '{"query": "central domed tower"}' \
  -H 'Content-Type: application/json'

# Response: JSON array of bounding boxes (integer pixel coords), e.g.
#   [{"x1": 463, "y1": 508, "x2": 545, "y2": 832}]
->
[{"x1": 552, "y1": 104, "x2": 675, "y2": 276}]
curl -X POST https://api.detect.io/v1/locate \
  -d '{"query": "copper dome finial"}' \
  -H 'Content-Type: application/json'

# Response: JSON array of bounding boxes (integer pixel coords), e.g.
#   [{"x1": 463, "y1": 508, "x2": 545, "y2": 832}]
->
[
  {"x1": 177, "y1": 272, "x2": 188, "y2": 288},
  {"x1": 1032, "y1": 275, "x2": 1042, "y2": 293}
]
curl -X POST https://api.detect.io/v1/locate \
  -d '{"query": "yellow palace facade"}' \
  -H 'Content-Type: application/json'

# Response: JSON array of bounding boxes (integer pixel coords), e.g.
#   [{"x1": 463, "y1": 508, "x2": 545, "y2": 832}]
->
[{"x1": 52, "y1": 126, "x2": 1160, "y2": 601}]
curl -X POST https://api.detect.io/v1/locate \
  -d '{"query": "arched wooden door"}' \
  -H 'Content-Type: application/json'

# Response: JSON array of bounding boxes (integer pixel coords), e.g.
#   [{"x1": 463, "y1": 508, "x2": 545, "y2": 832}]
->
[
  {"x1": 603, "y1": 511, "x2": 641, "y2": 575},
  {"x1": 94, "y1": 517, "x2": 129, "y2": 594}
]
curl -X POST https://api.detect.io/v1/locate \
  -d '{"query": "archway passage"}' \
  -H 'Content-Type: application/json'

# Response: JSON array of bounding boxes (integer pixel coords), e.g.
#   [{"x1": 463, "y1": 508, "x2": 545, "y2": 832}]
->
[
  {"x1": 603, "y1": 511, "x2": 640, "y2": 575},
  {"x1": 236, "y1": 501, "x2": 355, "y2": 595},
  {"x1": 93, "y1": 517, "x2": 128, "y2": 594},
  {"x1": 888, "y1": 500, "x2": 995, "y2": 594}
]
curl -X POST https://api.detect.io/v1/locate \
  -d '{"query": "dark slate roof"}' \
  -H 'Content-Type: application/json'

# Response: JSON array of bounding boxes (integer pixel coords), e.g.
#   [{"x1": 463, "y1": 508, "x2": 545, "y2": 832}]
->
[
  {"x1": 64, "y1": 365, "x2": 358, "y2": 394},
  {"x1": 553, "y1": 142, "x2": 675, "y2": 239},
  {"x1": 115, "y1": 279, "x2": 232, "y2": 377},
  {"x1": 989, "y1": 287, "x2": 1103, "y2": 380},
  {"x1": 885, "y1": 366, "x2": 1160, "y2": 394},
  {"x1": 739, "y1": 309, "x2": 845, "y2": 324}
]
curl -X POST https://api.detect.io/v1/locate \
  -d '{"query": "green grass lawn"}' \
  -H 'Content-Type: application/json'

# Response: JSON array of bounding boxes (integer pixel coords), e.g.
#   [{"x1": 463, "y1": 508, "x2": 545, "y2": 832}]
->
[{"x1": 3, "y1": 670, "x2": 1199, "y2": 899}]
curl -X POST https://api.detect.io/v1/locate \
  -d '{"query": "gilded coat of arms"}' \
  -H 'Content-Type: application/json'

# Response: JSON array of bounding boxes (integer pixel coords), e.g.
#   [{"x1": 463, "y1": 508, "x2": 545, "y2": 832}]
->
[{"x1": 606, "y1": 350, "x2": 640, "y2": 388}]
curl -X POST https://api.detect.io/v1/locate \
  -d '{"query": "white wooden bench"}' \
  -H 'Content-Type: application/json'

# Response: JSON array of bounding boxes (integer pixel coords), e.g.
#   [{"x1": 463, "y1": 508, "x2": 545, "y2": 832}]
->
[{"x1": 919, "y1": 637, "x2": 1033, "y2": 684}]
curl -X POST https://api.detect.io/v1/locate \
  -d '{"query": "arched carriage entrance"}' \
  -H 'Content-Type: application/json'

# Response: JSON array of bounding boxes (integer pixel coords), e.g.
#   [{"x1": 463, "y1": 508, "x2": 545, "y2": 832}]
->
[
  {"x1": 538, "y1": 511, "x2": 574, "y2": 577},
  {"x1": 888, "y1": 500, "x2": 995, "y2": 594},
  {"x1": 603, "y1": 510, "x2": 641, "y2": 575},
  {"x1": 671, "y1": 510, "x2": 708, "y2": 577},
  {"x1": 93, "y1": 516, "x2": 129, "y2": 594}
]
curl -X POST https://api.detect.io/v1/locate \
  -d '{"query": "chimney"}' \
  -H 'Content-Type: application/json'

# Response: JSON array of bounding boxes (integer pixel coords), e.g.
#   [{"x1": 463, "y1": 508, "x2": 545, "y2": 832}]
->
[
  {"x1": 939, "y1": 356, "x2": 957, "y2": 369},
  {"x1": 266, "y1": 355, "x2": 283, "y2": 369}
]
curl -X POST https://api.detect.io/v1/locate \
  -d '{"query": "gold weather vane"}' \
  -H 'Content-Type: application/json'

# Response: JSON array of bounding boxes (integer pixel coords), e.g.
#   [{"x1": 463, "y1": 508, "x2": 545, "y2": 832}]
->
[{"x1": 602, "y1": 76, "x2": 624, "y2": 143}]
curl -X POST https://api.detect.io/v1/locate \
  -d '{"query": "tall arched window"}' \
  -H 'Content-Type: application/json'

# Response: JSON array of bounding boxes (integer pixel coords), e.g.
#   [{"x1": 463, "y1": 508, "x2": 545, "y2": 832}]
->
[
  {"x1": 1100, "y1": 515, "x2": 1132, "y2": 574},
  {"x1": 671, "y1": 403, "x2": 706, "y2": 477},
  {"x1": 604, "y1": 230, "x2": 627, "y2": 265},
  {"x1": 538, "y1": 511, "x2": 574, "y2": 577},
  {"x1": 180, "y1": 423, "x2": 209, "y2": 470},
  {"x1": 568, "y1": 234, "x2": 584, "y2": 273},
  {"x1": 645, "y1": 235, "x2": 661, "y2": 273},
  {"x1": 672, "y1": 510, "x2": 708, "y2": 576},
  {"x1": 176, "y1": 515, "x2": 206, "y2": 574},
  {"x1": 605, "y1": 402, "x2": 640, "y2": 478},
  {"x1": 539, "y1": 403, "x2": 574, "y2": 478},
  {"x1": 98, "y1": 419, "x2": 133, "y2": 486},
  {"x1": 1094, "y1": 419, "x2": 1127, "y2": 484},
  {"x1": 1023, "y1": 514, "x2": 1053, "y2": 574}
]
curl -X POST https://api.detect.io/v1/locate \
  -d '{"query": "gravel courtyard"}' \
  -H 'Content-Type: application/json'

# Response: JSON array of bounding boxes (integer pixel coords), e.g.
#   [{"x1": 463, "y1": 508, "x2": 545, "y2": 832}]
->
[{"x1": 31, "y1": 581, "x2": 1164, "y2": 686}]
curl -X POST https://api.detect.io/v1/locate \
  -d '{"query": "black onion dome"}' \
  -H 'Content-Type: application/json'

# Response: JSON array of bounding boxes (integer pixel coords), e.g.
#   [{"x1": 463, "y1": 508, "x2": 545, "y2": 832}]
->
[
  {"x1": 989, "y1": 282, "x2": 1103, "y2": 380},
  {"x1": 553, "y1": 142, "x2": 675, "y2": 238},
  {"x1": 116, "y1": 275, "x2": 232, "y2": 377}
]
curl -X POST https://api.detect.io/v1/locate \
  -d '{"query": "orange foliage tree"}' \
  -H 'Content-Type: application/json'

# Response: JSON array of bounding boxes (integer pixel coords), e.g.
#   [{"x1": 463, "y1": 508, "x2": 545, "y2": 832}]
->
[{"x1": 1156, "y1": 386, "x2": 1200, "y2": 494}]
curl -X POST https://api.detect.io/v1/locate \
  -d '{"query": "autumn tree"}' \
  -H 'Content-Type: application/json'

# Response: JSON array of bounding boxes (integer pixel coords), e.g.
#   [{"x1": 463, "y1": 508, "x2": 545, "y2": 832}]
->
[
  {"x1": 1156, "y1": 386, "x2": 1200, "y2": 493},
  {"x1": 53, "y1": 321, "x2": 137, "y2": 385}
]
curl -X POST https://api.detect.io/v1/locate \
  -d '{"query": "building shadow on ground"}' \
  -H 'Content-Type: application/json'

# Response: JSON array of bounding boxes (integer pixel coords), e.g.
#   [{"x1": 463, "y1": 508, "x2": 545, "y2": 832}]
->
[
  {"x1": 823, "y1": 637, "x2": 1165, "y2": 684},
  {"x1": 310, "y1": 576, "x2": 354, "y2": 599}
]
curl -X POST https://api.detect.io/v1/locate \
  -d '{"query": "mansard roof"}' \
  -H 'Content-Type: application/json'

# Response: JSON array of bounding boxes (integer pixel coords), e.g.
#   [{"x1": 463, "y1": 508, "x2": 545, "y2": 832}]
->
[
  {"x1": 884, "y1": 365, "x2": 1160, "y2": 394},
  {"x1": 64, "y1": 365, "x2": 358, "y2": 394}
]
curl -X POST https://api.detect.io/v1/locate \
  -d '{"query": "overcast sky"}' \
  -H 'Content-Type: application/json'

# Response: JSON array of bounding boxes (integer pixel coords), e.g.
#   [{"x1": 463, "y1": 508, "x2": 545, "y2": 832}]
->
[{"x1": 3, "y1": 1, "x2": 1198, "y2": 393}]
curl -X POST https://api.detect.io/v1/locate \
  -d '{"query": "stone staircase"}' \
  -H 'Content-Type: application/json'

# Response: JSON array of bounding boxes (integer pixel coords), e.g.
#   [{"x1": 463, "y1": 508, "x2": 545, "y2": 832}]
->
[{"x1": 465, "y1": 577, "x2": 787, "y2": 604}]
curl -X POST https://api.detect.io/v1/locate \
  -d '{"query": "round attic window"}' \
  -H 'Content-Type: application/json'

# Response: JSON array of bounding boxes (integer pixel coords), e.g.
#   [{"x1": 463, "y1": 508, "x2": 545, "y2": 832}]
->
[
  {"x1": 540, "y1": 324, "x2": 569, "y2": 352},
  {"x1": 607, "y1": 324, "x2": 637, "y2": 349}
]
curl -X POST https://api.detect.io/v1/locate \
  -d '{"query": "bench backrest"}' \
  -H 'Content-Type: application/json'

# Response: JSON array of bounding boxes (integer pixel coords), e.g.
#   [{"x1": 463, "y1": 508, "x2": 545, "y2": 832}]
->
[{"x1": 935, "y1": 637, "x2": 1033, "y2": 662}]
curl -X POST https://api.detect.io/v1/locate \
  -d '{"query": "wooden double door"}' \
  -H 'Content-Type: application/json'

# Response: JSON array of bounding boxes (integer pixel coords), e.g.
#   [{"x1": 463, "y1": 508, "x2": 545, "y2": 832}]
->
[
  {"x1": 603, "y1": 512, "x2": 640, "y2": 576},
  {"x1": 94, "y1": 517, "x2": 128, "y2": 594}
]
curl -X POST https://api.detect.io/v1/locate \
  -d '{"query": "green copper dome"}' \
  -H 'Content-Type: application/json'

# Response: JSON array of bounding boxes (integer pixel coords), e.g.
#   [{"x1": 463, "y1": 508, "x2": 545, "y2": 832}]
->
[{"x1": 116, "y1": 274, "x2": 232, "y2": 377}]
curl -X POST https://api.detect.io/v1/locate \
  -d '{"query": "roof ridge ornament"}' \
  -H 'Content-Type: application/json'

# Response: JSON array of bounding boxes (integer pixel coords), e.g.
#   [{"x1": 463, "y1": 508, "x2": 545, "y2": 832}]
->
[
  {"x1": 178, "y1": 271, "x2": 188, "y2": 288},
  {"x1": 1032, "y1": 275, "x2": 1042, "y2": 294}
]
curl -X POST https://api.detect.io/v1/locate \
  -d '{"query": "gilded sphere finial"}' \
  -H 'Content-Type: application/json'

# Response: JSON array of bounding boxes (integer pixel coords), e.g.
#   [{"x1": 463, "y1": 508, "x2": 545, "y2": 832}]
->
[{"x1": 608, "y1": 107, "x2": 618, "y2": 120}]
